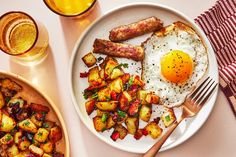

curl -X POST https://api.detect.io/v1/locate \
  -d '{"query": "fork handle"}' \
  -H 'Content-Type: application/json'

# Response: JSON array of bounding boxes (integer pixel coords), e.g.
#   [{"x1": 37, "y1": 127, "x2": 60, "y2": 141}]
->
[{"x1": 143, "y1": 118, "x2": 184, "y2": 157}]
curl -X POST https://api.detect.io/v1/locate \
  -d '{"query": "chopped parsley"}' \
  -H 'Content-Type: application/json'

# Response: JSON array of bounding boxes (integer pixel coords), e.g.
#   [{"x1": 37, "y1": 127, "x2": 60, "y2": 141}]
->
[
  {"x1": 24, "y1": 121, "x2": 30, "y2": 126},
  {"x1": 165, "y1": 115, "x2": 171, "y2": 122},
  {"x1": 42, "y1": 122, "x2": 49, "y2": 128},
  {"x1": 37, "y1": 132, "x2": 43, "y2": 137},
  {"x1": 5, "y1": 134, "x2": 12, "y2": 142},
  {"x1": 101, "y1": 113, "x2": 108, "y2": 123},
  {"x1": 91, "y1": 92, "x2": 98, "y2": 99},
  {"x1": 115, "y1": 63, "x2": 129, "y2": 69},
  {"x1": 117, "y1": 110, "x2": 126, "y2": 118},
  {"x1": 83, "y1": 92, "x2": 88, "y2": 100}
]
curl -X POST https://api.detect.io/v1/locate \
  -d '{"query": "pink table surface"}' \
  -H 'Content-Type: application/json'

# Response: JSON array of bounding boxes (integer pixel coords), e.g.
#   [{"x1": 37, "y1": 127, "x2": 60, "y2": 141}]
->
[{"x1": 1, "y1": 0, "x2": 236, "y2": 157}]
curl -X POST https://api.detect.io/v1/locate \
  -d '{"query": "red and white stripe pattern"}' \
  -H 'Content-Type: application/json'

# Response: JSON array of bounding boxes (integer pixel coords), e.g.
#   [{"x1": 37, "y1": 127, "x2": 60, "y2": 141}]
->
[{"x1": 195, "y1": 0, "x2": 236, "y2": 117}]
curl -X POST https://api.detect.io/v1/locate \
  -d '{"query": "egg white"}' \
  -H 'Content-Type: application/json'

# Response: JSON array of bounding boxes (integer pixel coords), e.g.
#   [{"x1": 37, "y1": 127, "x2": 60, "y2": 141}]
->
[{"x1": 142, "y1": 22, "x2": 208, "y2": 107}]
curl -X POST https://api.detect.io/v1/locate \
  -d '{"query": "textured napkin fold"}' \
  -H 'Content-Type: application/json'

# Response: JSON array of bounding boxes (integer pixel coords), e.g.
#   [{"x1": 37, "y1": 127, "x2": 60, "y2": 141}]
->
[{"x1": 194, "y1": 0, "x2": 236, "y2": 117}]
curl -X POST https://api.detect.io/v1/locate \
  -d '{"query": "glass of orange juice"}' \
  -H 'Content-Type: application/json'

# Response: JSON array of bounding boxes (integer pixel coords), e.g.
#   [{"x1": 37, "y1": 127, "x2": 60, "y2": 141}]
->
[
  {"x1": 0, "y1": 11, "x2": 49, "y2": 66},
  {"x1": 43, "y1": 0, "x2": 96, "y2": 17}
]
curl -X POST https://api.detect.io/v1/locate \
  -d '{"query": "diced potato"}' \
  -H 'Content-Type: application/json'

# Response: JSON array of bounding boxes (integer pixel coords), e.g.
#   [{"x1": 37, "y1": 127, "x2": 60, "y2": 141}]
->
[
  {"x1": 114, "y1": 124, "x2": 128, "y2": 139},
  {"x1": 97, "y1": 87, "x2": 111, "y2": 101},
  {"x1": 95, "y1": 101, "x2": 118, "y2": 111},
  {"x1": 30, "y1": 114, "x2": 43, "y2": 127},
  {"x1": 139, "y1": 105, "x2": 152, "y2": 122},
  {"x1": 109, "y1": 77, "x2": 123, "y2": 93},
  {"x1": 29, "y1": 144, "x2": 44, "y2": 157},
  {"x1": 145, "y1": 93, "x2": 159, "y2": 104},
  {"x1": 0, "y1": 91, "x2": 5, "y2": 109},
  {"x1": 14, "y1": 131, "x2": 22, "y2": 144},
  {"x1": 0, "y1": 78, "x2": 22, "y2": 92},
  {"x1": 82, "y1": 52, "x2": 97, "y2": 67},
  {"x1": 14, "y1": 150, "x2": 31, "y2": 157},
  {"x1": 128, "y1": 99, "x2": 141, "y2": 116},
  {"x1": 110, "y1": 68, "x2": 124, "y2": 80},
  {"x1": 93, "y1": 116, "x2": 107, "y2": 132},
  {"x1": 104, "y1": 57, "x2": 119, "y2": 77},
  {"x1": 161, "y1": 109, "x2": 176, "y2": 127},
  {"x1": 34, "y1": 128, "x2": 49, "y2": 143},
  {"x1": 119, "y1": 91, "x2": 132, "y2": 111},
  {"x1": 132, "y1": 75, "x2": 145, "y2": 87},
  {"x1": 18, "y1": 119, "x2": 37, "y2": 133},
  {"x1": 86, "y1": 80, "x2": 106, "y2": 91},
  {"x1": 88, "y1": 66, "x2": 102, "y2": 86},
  {"x1": 0, "y1": 133, "x2": 13, "y2": 145},
  {"x1": 0, "y1": 113, "x2": 16, "y2": 132},
  {"x1": 99, "y1": 69, "x2": 105, "y2": 80},
  {"x1": 40, "y1": 141, "x2": 54, "y2": 153},
  {"x1": 85, "y1": 99, "x2": 95, "y2": 115},
  {"x1": 137, "y1": 90, "x2": 148, "y2": 105},
  {"x1": 96, "y1": 110, "x2": 108, "y2": 117},
  {"x1": 7, "y1": 144, "x2": 19, "y2": 157},
  {"x1": 125, "y1": 117, "x2": 139, "y2": 135},
  {"x1": 145, "y1": 121, "x2": 162, "y2": 139},
  {"x1": 42, "y1": 153, "x2": 52, "y2": 157},
  {"x1": 18, "y1": 138, "x2": 31, "y2": 151},
  {"x1": 49, "y1": 126, "x2": 62, "y2": 143},
  {"x1": 106, "y1": 116, "x2": 116, "y2": 129},
  {"x1": 121, "y1": 73, "x2": 130, "y2": 84}
]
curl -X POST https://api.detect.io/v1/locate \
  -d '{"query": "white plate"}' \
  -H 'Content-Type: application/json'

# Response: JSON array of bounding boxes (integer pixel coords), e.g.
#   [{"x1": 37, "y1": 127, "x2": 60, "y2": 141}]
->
[{"x1": 69, "y1": 3, "x2": 219, "y2": 153}]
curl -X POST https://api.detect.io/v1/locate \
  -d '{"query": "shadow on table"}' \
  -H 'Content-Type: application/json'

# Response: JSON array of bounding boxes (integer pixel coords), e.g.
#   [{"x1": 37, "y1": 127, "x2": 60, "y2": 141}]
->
[
  {"x1": 59, "y1": 1, "x2": 102, "y2": 57},
  {"x1": 9, "y1": 46, "x2": 63, "y2": 111}
]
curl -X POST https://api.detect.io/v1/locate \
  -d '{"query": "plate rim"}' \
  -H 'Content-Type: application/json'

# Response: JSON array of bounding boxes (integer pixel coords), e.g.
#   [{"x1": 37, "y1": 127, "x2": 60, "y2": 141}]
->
[
  {"x1": 0, "y1": 70, "x2": 70, "y2": 157},
  {"x1": 69, "y1": 2, "x2": 219, "y2": 153}
]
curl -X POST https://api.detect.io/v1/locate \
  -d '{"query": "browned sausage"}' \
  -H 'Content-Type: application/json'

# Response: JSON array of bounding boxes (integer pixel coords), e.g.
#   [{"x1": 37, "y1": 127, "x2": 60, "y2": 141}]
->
[
  {"x1": 109, "y1": 17, "x2": 163, "y2": 42},
  {"x1": 93, "y1": 39, "x2": 144, "y2": 61}
]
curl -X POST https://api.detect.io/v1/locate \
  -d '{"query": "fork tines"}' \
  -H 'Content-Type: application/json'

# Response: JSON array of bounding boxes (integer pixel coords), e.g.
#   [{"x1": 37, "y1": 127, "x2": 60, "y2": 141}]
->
[{"x1": 189, "y1": 76, "x2": 218, "y2": 106}]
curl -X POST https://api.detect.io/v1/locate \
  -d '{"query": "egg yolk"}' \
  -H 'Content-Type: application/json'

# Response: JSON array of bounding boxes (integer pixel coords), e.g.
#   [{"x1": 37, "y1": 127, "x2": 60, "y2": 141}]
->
[{"x1": 161, "y1": 50, "x2": 193, "y2": 83}]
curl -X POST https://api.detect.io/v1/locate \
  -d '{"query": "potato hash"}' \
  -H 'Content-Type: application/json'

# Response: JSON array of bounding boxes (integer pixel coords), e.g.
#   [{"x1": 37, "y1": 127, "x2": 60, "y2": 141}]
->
[
  {"x1": 81, "y1": 54, "x2": 176, "y2": 141},
  {"x1": 0, "y1": 78, "x2": 63, "y2": 157}
]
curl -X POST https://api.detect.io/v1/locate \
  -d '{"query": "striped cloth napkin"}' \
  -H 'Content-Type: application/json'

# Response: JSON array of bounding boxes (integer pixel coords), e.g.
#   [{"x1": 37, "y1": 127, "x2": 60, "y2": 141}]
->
[{"x1": 194, "y1": 0, "x2": 236, "y2": 117}]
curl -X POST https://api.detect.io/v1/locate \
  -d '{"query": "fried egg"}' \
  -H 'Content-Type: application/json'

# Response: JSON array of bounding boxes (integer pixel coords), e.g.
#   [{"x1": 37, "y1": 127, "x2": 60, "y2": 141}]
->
[{"x1": 142, "y1": 21, "x2": 208, "y2": 107}]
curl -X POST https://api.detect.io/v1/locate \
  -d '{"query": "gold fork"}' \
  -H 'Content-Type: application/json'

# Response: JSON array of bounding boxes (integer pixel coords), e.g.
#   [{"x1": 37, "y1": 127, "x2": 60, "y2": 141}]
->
[{"x1": 143, "y1": 77, "x2": 218, "y2": 157}]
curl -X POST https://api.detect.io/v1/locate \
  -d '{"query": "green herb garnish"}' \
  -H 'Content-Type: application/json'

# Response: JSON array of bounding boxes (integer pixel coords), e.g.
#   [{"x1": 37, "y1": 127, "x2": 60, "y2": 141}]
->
[
  {"x1": 117, "y1": 110, "x2": 126, "y2": 118},
  {"x1": 24, "y1": 121, "x2": 30, "y2": 126},
  {"x1": 83, "y1": 92, "x2": 88, "y2": 100},
  {"x1": 165, "y1": 115, "x2": 171, "y2": 122},
  {"x1": 5, "y1": 134, "x2": 12, "y2": 142},
  {"x1": 91, "y1": 92, "x2": 98, "y2": 99},
  {"x1": 42, "y1": 122, "x2": 49, "y2": 128},
  {"x1": 101, "y1": 113, "x2": 108, "y2": 123},
  {"x1": 37, "y1": 132, "x2": 43, "y2": 137},
  {"x1": 115, "y1": 63, "x2": 129, "y2": 69}
]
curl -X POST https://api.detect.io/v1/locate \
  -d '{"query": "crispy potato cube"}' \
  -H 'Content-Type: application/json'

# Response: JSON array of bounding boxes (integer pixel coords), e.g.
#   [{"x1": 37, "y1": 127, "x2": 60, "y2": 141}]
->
[
  {"x1": 0, "y1": 113, "x2": 16, "y2": 132},
  {"x1": 128, "y1": 99, "x2": 141, "y2": 116},
  {"x1": 0, "y1": 91, "x2": 5, "y2": 109},
  {"x1": 121, "y1": 73, "x2": 130, "y2": 84},
  {"x1": 0, "y1": 133, "x2": 13, "y2": 145},
  {"x1": 161, "y1": 109, "x2": 176, "y2": 127},
  {"x1": 7, "y1": 144, "x2": 19, "y2": 157},
  {"x1": 119, "y1": 91, "x2": 132, "y2": 111},
  {"x1": 40, "y1": 141, "x2": 54, "y2": 153},
  {"x1": 145, "y1": 93, "x2": 159, "y2": 104},
  {"x1": 82, "y1": 52, "x2": 97, "y2": 67},
  {"x1": 14, "y1": 131, "x2": 23, "y2": 144},
  {"x1": 139, "y1": 105, "x2": 152, "y2": 122},
  {"x1": 145, "y1": 121, "x2": 162, "y2": 139},
  {"x1": 104, "y1": 57, "x2": 119, "y2": 77},
  {"x1": 96, "y1": 110, "x2": 108, "y2": 117},
  {"x1": 18, "y1": 119, "x2": 37, "y2": 133},
  {"x1": 0, "y1": 78, "x2": 22, "y2": 92},
  {"x1": 99, "y1": 69, "x2": 105, "y2": 80},
  {"x1": 49, "y1": 126, "x2": 62, "y2": 143},
  {"x1": 106, "y1": 116, "x2": 116, "y2": 129},
  {"x1": 93, "y1": 116, "x2": 107, "y2": 132},
  {"x1": 29, "y1": 144, "x2": 44, "y2": 157},
  {"x1": 97, "y1": 87, "x2": 111, "y2": 101},
  {"x1": 42, "y1": 153, "x2": 52, "y2": 157},
  {"x1": 30, "y1": 114, "x2": 43, "y2": 127},
  {"x1": 114, "y1": 124, "x2": 128, "y2": 139},
  {"x1": 110, "y1": 68, "x2": 124, "y2": 80},
  {"x1": 132, "y1": 75, "x2": 145, "y2": 87},
  {"x1": 14, "y1": 150, "x2": 31, "y2": 157},
  {"x1": 18, "y1": 138, "x2": 31, "y2": 151},
  {"x1": 96, "y1": 101, "x2": 118, "y2": 111},
  {"x1": 125, "y1": 117, "x2": 139, "y2": 135},
  {"x1": 88, "y1": 66, "x2": 102, "y2": 86},
  {"x1": 34, "y1": 128, "x2": 49, "y2": 143},
  {"x1": 137, "y1": 90, "x2": 148, "y2": 105},
  {"x1": 85, "y1": 99, "x2": 95, "y2": 115},
  {"x1": 109, "y1": 77, "x2": 123, "y2": 93}
]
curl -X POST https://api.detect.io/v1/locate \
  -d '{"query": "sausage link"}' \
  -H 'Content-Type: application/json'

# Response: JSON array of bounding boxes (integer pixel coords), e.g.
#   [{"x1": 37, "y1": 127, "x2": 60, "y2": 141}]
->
[
  {"x1": 109, "y1": 17, "x2": 163, "y2": 42},
  {"x1": 93, "y1": 39, "x2": 144, "y2": 61}
]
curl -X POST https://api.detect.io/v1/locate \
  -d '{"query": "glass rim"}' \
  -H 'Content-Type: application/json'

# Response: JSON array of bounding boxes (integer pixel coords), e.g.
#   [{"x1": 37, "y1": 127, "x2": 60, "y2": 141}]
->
[
  {"x1": 0, "y1": 11, "x2": 39, "y2": 56},
  {"x1": 43, "y1": 0, "x2": 97, "y2": 17}
]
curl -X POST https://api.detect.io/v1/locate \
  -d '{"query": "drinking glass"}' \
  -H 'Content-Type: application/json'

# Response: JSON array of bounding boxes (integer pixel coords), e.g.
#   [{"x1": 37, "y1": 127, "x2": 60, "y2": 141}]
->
[
  {"x1": 43, "y1": 0, "x2": 97, "y2": 17},
  {"x1": 0, "y1": 11, "x2": 49, "y2": 65}
]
